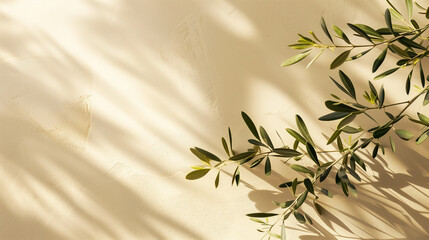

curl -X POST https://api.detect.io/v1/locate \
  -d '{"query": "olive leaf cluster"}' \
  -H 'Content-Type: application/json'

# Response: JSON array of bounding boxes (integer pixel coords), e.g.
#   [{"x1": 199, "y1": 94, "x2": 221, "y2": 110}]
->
[{"x1": 186, "y1": 1, "x2": 429, "y2": 239}]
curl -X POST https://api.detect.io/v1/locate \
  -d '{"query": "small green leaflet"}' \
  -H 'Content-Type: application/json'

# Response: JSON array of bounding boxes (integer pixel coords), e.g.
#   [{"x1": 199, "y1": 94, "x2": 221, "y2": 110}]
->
[
  {"x1": 304, "y1": 178, "x2": 315, "y2": 194},
  {"x1": 222, "y1": 137, "x2": 230, "y2": 157},
  {"x1": 320, "y1": 17, "x2": 333, "y2": 43},
  {"x1": 424, "y1": 91, "x2": 429, "y2": 106},
  {"x1": 330, "y1": 50, "x2": 351, "y2": 69},
  {"x1": 281, "y1": 50, "x2": 311, "y2": 67},
  {"x1": 246, "y1": 213, "x2": 278, "y2": 218},
  {"x1": 286, "y1": 128, "x2": 306, "y2": 144},
  {"x1": 347, "y1": 23, "x2": 373, "y2": 43},
  {"x1": 372, "y1": 48, "x2": 387, "y2": 73},
  {"x1": 390, "y1": 136, "x2": 396, "y2": 153},
  {"x1": 273, "y1": 148, "x2": 302, "y2": 157},
  {"x1": 406, "y1": 69, "x2": 413, "y2": 95},
  {"x1": 416, "y1": 130, "x2": 429, "y2": 144},
  {"x1": 373, "y1": 126, "x2": 391, "y2": 138},
  {"x1": 241, "y1": 111, "x2": 260, "y2": 140},
  {"x1": 395, "y1": 129, "x2": 413, "y2": 140},
  {"x1": 374, "y1": 67, "x2": 400, "y2": 80},
  {"x1": 420, "y1": 61, "x2": 425, "y2": 88},
  {"x1": 195, "y1": 147, "x2": 221, "y2": 162},
  {"x1": 306, "y1": 142, "x2": 320, "y2": 166},
  {"x1": 385, "y1": 9, "x2": 395, "y2": 35},
  {"x1": 296, "y1": 115, "x2": 314, "y2": 145},
  {"x1": 215, "y1": 171, "x2": 220, "y2": 188},
  {"x1": 265, "y1": 156, "x2": 271, "y2": 176},
  {"x1": 418, "y1": 112, "x2": 429, "y2": 124},
  {"x1": 339, "y1": 70, "x2": 356, "y2": 99},
  {"x1": 332, "y1": 25, "x2": 351, "y2": 44},
  {"x1": 260, "y1": 126, "x2": 274, "y2": 149},
  {"x1": 186, "y1": 169, "x2": 210, "y2": 180},
  {"x1": 319, "y1": 111, "x2": 350, "y2": 121},
  {"x1": 295, "y1": 190, "x2": 308, "y2": 209}
]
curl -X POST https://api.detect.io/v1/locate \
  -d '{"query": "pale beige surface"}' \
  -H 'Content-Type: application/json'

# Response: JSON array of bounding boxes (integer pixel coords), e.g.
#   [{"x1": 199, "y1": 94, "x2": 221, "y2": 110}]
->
[{"x1": 0, "y1": 0, "x2": 428, "y2": 239}]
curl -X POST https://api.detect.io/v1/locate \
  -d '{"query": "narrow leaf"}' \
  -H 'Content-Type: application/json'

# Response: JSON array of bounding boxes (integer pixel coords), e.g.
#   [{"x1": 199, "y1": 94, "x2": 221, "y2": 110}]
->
[
  {"x1": 390, "y1": 136, "x2": 396, "y2": 153},
  {"x1": 296, "y1": 115, "x2": 314, "y2": 145},
  {"x1": 372, "y1": 48, "x2": 388, "y2": 73},
  {"x1": 424, "y1": 91, "x2": 429, "y2": 106},
  {"x1": 332, "y1": 25, "x2": 351, "y2": 44},
  {"x1": 395, "y1": 129, "x2": 414, "y2": 140},
  {"x1": 339, "y1": 70, "x2": 356, "y2": 99},
  {"x1": 286, "y1": 128, "x2": 306, "y2": 144},
  {"x1": 195, "y1": 147, "x2": 221, "y2": 162},
  {"x1": 215, "y1": 171, "x2": 220, "y2": 188},
  {"x1": 374, "y1": 67, "x2": 400, "y2": 80},
  {"x1": 379, "y1": 85, "x2": 385, "y2": 109},
  {"x1": 420, "y1": 61, "x2": 425, "y2": 87},
  {"x1": 418, "y1": 112, "x2": 429, "y2": 124},
  {"x1": 320, "y1": 166, "x2": 332, "y2": 182},
  {"x1": 273, "y1": 148, "x2": 302, "y2": 157},
  {"x1": 373, "y1": 126, "x2": 391, "y2": 138},
  {"x1": 281, "y1": 50, "x2": 311, "y2": 67},
  {"x1": 186, "y1": 169, "x2": 210, "y2": 180},
  {"x1": 246, "y1": 213, "x2": 278, "y2": 218},
  {"x1": 304, "y1": 178, "x2": 315, "y2": 194},
  {"x1": 306, "y1": 142, "x2": 320, "y2": 166},
  {"x1": 406, "y1": 0, "x2": 413, "y2": 20},
  {"x1": 222, "y1": 137, "x2": 230, "y2": 157},
  {"x1": 290, "y1": 164, "x2": 314, "y2": 176},
  {"x1": 294, "y1": 211, "x2": 306, "y2": 223},
  {"x1": 321, "y1": 17, "x2": 333, "y2": 43},
  {"x1": 260, "y1": 126, "x2": 274, "y2": 149},
  {"x1": 241, "y1": 112, "x2": 260, "y2": 140},
  {"x1": 319, "y1": 111, "x2": 350, "y2": 121},
  {"x1": 416, "y1": 130, "x2": 429, "y2": 144},
  {"x1": 295, "y1": 190, "x2": 308, "y2": 209},
  {"x1": 347, "y1": 23, "x2": 373, "y2": 42},
  {"x1": 265, "y1": 156, "x2": 271, "y2": 176},
  {"x1": 406, "y1": 69, "x2": 413, "y2": 95},
  {"x1": 385, "y1": 9, "x2": 395, "y2": 35},
  {"x1": 330, "y1": 50, "x2": 351, "y2": 69}
]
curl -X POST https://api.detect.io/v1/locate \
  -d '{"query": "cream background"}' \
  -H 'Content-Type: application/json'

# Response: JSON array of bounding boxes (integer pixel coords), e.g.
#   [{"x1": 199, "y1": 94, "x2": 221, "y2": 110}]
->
[{"x1": 0, "y1": 0, "x2": 428, "y2": 239}]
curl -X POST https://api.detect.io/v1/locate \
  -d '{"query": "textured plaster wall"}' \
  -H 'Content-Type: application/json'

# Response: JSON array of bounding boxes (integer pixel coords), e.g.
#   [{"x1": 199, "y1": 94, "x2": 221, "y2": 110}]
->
[{"x1": 0, "y1": 0, "x2": 428, "y2": 239}]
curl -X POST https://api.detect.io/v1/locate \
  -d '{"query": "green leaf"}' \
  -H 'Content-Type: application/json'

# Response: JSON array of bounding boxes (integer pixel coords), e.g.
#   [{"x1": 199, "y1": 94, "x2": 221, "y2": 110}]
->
[
  {"x1": 373, "y1": 126, "x2": 391, "y2": 138},
  {"x1": 320, "y1": 17, "x2": 333, "y2": 43},
  {"x1": 281, "y1": 50, "x2": 311, "y2": 67},
  {"x1": 372, "y1": 48, "x2": 388, "y2": 73},
  {"x1": 222, "y1": 137, "x2": 230, "y2": 157},
  {"x1": 273, "y1": 148, "x2": 302, "y2": 157},
  {"x1": 426, "y1": 6, "x2": 429, "y2": 19},
  {"x1": 374, "y1": 67, "x2": 400, "y2": 80},
  {"x1": 354, "y1": 24, "x2": 384, "y2": 39},
  {"x1": 330, "y1": 76, "x2": 351, "y2": 97},
  {"x1": 295, "y1": 190, "x2": 308, "y2": 209},
  {"x1": 385, "y1": 9, "x2": 395, "y2": 35},
  {"x1": 241, "y1": 112, "x2": 260, "y2": 140},
  {"x1": 338, "y1": 113, "x2": 356, "y2": 129},
  {"x1": 186, "y1": 169, "x2": 210, "y2": 180},
  {"x1": 379, "y1": 85, "x2": 385, "y2": 109},
  {"x1": 319, "y1": 111, "x2": 350, "y2": 121},
  {"x1": 292, "y1": 178, "x2": 298, "y2": 195},
  {"x1": 390, "y1": 136, "x2": 396, "y2": 153},
  {"x1": 281, "y1": 220, "x2": 286, "y2": 240},
  {"x1": 304, "y1": 213, "x2": 313, "y2": 225},
  {"x1": 320, "y1": 166, "x2": 332, "y2": 182},
  {"x1": 418, "y1": 112, "x2": 429, "y2": 124},
  {"x1": 250, "y1": 156, "x2": 265, "y2": 168},
  {"x1": 398, "y1": 37, "x2": 426, "y2": 50},
  {"x1": 306, "y1": 142, "x2": 320, "y2": 166},
  {"x1": 290, "y1": 164, "x2": 314, "y2": 176},
  {"x1": 406, "y1": 0, "x2": 413, "y2": 20},
  {"x1": 332, "y1": 25, "x2": 351, "y2": 44},
  {"x1": 190, "y1": 148, "x2": 210, "y2": 164},
  {"x1": 248, "y1": 139, "x2": 268, "y2": 148},
  {"x1": 294, "y1": 211, "x2": 306, "y2": 223},
  {"x1": 342, "y1": 126, "x2": 362, "y2": 134},
  {"x1": 347, "y1": 23, "x2": 373, "y2": 42},
  {"x1": 304, "y1": 178, "x2": 315, "y2": 194},
  {"x1": 230, "y1": 151, "x2": 255, "y2": 160},
  {"x1": 260, "y1": 126, "x2": 274, "y2": 149},
  {"x1": 339, "y1": 70, "x2": 356, "y2": 99},
  {"x1": 296, "y1": 115, "x2": 314, "y2": 145},
  {"x1": 265, "y1": 156, "x2": 271, "y2": 176},
  {"x1": 346, "y1": 166, "x2": 361, "y2": 181},
  {"x1": 348, "y1": 183, "x2": 358, "y2": 197},
  {"x1": 406, "y1": 69, "x2": 413, "y2": 95},
  {"x1": 215, "y1": 171, "x2": 220, "y2": 188},
  {"x1": 279, "y1": 180, "x2": 303, "y2": 188},
  {"x1": 416, "y1": 130, "x2": 429, "y2": 144},
  {"x1": 246, "y1": 213, "x2": 278, "y2": 218},
  {"x1": 424, "y1": 91, "x2": 429, "y2": 106},
  {"x1": 325, "y1": 101, "x2": 359, "y2": 112},
  {"x1": 395, "y1": 129, "x2": 413, "y2": 140},
  {"x1": 420, "y1": 61, "x2": 425, "y2": 88},
  {"x1": 327, "y1": 129, "x2": 342, "y2": 145},
  {"x1": 330, "y1": 50, "x2": 351, "y2": 69},
  {"x1": 348, "y1": 49, "x2": 371, "y2": 61},
  {"x1": 321, "y1": 188, "x2": 333, "y2": 198},
  {"x1": 195, "y1": 147, "x2": 221, "y2": 162},
  {"x1": 231, "y1": 166, "x2": 240, "y2": 186},
  {"x1": 372, "y1": 144, "x2": 379, "y2": 158},
  {"x1": 228, "y1": 127, "x2": 233, "y2": 154},
  {"x1": 286, "y1": 128, "x2": 306, "y2": 144}
]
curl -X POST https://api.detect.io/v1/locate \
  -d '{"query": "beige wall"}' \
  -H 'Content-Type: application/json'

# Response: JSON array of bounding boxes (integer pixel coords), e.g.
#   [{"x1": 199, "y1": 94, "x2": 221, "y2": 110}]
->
[{"x1": 0, "y1": 0, "x2": 428, "y2": 239}]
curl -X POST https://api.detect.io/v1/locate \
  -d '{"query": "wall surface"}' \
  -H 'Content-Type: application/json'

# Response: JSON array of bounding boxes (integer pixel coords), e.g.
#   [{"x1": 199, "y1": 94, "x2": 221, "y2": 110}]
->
[{"x1": 0, "y1": 0, "x2": 428, "y2": 239}]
